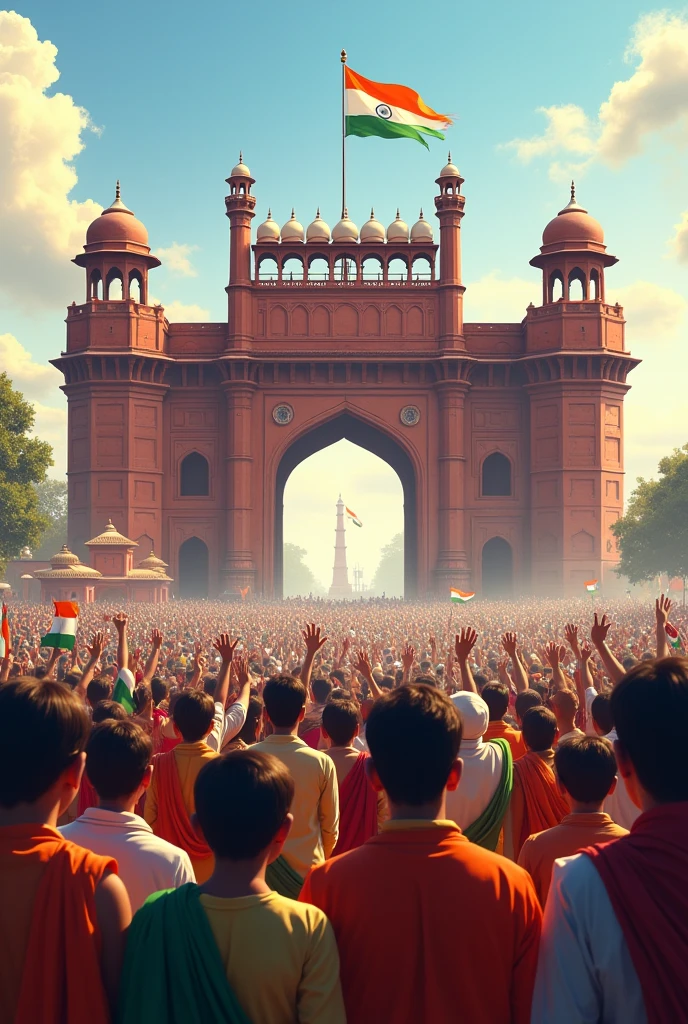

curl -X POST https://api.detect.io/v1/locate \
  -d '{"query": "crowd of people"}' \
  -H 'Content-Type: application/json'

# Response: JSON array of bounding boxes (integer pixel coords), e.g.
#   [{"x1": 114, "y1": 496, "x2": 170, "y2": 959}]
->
[{"x1": 0, "y1": 593, "x2": 686, "y2": 1022}]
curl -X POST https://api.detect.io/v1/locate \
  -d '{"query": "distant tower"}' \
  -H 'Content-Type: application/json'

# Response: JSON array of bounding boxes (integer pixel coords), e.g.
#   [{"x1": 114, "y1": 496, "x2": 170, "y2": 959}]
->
[{"x1": 328, "y1": 496, "x2": 353, "y2": 599}]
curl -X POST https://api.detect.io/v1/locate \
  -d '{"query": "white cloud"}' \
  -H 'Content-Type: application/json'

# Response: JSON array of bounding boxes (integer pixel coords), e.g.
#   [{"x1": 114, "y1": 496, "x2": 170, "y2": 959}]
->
[
  {"x1": 159, "y1": 300, "x2": 210, "y2": 322},
  {"x1": 155, "y1": 242, "x2": 199, "y2": 277},
  {"x1": 0, "y1": 333, "x2": 63, "y2": 397},
  {"x1": 0, "y1": 11, "x2": 102, "y2": 309},
  {"x1": 464, "y1": 272, "x2": 539, "y2": 323},
  {"x1": 669, "y1": 211, "x2": 688, "y2": 263},
  {"x1": 611, "y1": 281, "x2": 687, "y2": 341}
]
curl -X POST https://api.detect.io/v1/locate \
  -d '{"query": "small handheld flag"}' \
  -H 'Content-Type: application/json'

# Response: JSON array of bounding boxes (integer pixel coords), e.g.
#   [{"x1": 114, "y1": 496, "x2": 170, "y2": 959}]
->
[
  {"x1": 665, "y1": 622, "x2": 682, "y2": 650},
  {"x1": 345, "y1": 506, "x2": 363, "y2": 528},
  {"x1": 450, "y1": 588, "x2": 475, "y2": 604},
  {"x1": 41, "y1": 601, "x2": 79, "y2": 651},
  {"x1": 584, "y1": 580, "x2": 599, "y2": 593},
  {"x1": 0, "y1": 604, "x2": 9, "y2": 659},
  {"x1": 344, "y1": 65, "x2": 452, "y2": 150},
  {"x1": 113, "y1": 667, "x2": 136, "y2": 714}
]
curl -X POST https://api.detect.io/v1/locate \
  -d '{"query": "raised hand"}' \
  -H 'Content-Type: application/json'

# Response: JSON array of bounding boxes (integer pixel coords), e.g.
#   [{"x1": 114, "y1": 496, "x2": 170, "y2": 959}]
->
[
  {"x1": 401, "y1": 644, "x2": 416, "y2": 671},
  {"x1": 112, "y1": 611, "x2": 128, "y2": 634},
  {"x1": 235, "y1": 653, "x2": 250, "y2": 687},
  {"x1": 86, "y1": 631, "x2": 107, "y2": 661},
  {"x1": 455, "y1": 627, "x2": 478, "y2": 662},
  {"x1": 564, "y1": 623, "x2": 582, "y2": 659},
  {"x1": 150, "y1": 628, "x2": 164, "y2": 650},
  {"x1": 544, "y1": 641, "x2": 566, "y2": 667},
  {"x1": 656, "y1": 594, "x2": 671, "y2": 627},
  {"x1": 302, "y1": 623, "x2": 328, "y2": 656},
  {"x1": 590, "y1": 613, "x2": 612, "y2": 649},
  {"x1": 213, "y1": 633, "x2": 239, "y2": 663},
  {"x1": 354, "y1": 649, "x2": 373, "y2": 679},
  {"x1": 580, "y1": 643, "x2": 593, "y2": 663},
  {"x1": 501, "y1": 632, "x2": 518, "y2": 658}
]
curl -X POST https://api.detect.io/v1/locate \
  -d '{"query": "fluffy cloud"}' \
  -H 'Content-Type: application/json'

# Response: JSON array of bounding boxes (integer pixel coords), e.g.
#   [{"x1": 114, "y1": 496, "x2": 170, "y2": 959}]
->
[
  {"x1": 159, "y1": 300, "x2": 211, "y2": 322},
  {"x1": 669, "y1": 211, "x2": 688, "y2": 263},
  {"x1": 0, "y1": 11, "x2": 101, "y2": 310},
  {"x1": 0, "y1": 334, "x2": 67, "y2": 475},
  {"x1": 463, "y1": 272, "x2": 539, "y2": 323},
  {"x1": 155, "y1": 242, "x2": 199, "y2": 277},
  {"x1": 611, "y1": 281, "x2": 687, "y2": 341}
]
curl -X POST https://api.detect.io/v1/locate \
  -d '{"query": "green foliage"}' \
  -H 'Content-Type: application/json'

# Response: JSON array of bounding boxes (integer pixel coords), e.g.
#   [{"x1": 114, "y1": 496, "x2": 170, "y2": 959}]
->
[
  {"x1": 0, "y1": 373, "x2": 53, "y2": 571},
  {"x1": 33, "y1": 479, "x2": 69, "y2": 559},
  {"x1": 613, "y1": 444, "x2": 688, "y2": 583},
  {"x1": 370, "y1": 532, "x2": 404, "y2": 597},
  {"x1": 283, "y1": 542, "x2": 325, "y2": 597}
]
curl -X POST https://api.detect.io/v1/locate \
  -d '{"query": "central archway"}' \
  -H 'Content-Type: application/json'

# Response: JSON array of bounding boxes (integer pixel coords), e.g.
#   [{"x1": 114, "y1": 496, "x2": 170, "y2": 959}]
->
[
  {"x1": 274, "y1": 412, "x2": 418, "y2": 598},
  {"x1": 481, "y1": 536, "x2": 513, "y2": 598}
]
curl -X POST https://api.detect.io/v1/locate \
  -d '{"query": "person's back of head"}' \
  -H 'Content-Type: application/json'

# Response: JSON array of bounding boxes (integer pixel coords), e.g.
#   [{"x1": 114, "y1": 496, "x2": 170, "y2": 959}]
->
[
  {"x1": 133, "y1": 683, "x2": 151, "y2": 713},
  {"x1": 329, "y1": 686, "x2": 351, "y2": 702},
  {"x1": 413, "y1": 673, "x2": 437, "y2": 688},
  {"x1": 322, "y1": 699, "x2": 360, "y2": 747},
  {"x1": 203, "y1": 675, "x2": 217, "y2": 697},
  {"x1": 63, "y1": 671, "x2": 81, "y2": 690},
  {"x1": 591, "y1": 692, "x2": 614, "y2": 735},
  {"x1": 531, "y1": 680, "x2": 549, "y2": 701},
  {"x1": 481, "y1": 683, "x2": 509, "y2": 722},
  {"x1": 611, "y1": 657, "x2": 688, "y2": 804},
  {"x1": 380, "y1": 675, "x2": 395, "y2": 691},
  {"x1": 87, "y1": 677, "x2": 112, "y2": 708},
  {"x1": 0, "y1": 678, "x2": 89, "y2": 809},
  {"x1": 365, "y1": 684, "x2": 462, "y2": 806},
  {"x1": 550, "y1": 688, "x2": 578, "y2": 725},
  {"x1": 263, "y1": 675, "x2": 306, "y2": 728},
  {"x1": 554, "y1": 735, "x2": 617, "y2": 805},
  {"x1": 92, "y1": 699, "x2": 129, "y2": 724},
  {"x1": 173, "y1": 690, "x2": 215, "y2": 743},
  {"x1": 330, "y1": 669, "x2": 346, "y2": 687},
  {"x1": 312, "y1": 677, "x2": 333, "y2": 705},
  {"x1": 195, "y1": 749, "x2": 294, "y2": 860},
  {"x1": 522, "y1": 706, "x2": 557, "y2": 753},
  {"x1": 235, "y1": 694, "x2": 264, "y2": 744},
  {"x1": 515, "y1": 689, "x2": 542, "y2": 724},
  {"x1": 150, "y1": 677, "x2": 168, "y2": 706},
  {"x1": 473, "y1": 672, "x2": 489, "y2": 692},
  {"x1": 622, "y1": 655, "x2": 638, "y2": 672},
  {"x1": 86, "y1": 720, "x2": 152, "y2": 801}
]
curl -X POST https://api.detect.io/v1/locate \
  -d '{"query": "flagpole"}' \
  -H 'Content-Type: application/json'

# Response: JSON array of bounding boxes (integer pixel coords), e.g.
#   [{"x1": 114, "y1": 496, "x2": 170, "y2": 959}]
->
[{"x1": 341, "y1": 49, "x2": 347, "y2": 217}]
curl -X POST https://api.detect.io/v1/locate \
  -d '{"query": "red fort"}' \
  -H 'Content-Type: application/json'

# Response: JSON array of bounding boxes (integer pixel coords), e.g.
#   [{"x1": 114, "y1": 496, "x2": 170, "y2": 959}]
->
[{"x1": 53, "y1": 158, "x2": 638, "y2": 599}]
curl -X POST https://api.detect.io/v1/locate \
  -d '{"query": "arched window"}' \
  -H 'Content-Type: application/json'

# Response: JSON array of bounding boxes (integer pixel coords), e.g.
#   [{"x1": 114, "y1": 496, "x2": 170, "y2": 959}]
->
[
  {"x1": 128, "y1": 269, "x2": 143, "y2": 303},
  {"x1": 568, "y1": 268, "x2": 586, "y2": 300},
  {"x1": 106, "y1": 267, "x2": 123, "y2": 300},
  {"x1": 178, "y1": 537, "x2": 209, "y2": 597},
  {"x1": 387, "y1": 256, "x2": 408, "y2": 282},
  {"x1": 282, "y1": 256, "x2": 304, "y2": 282},
  {"x1": 589, "y1": 269, "x2": 599, "y2": 300},
  {"x1": 412, "y1": 255, "x2": 432, "y2": 281},
  {"x1": 482, "y1": 452, "x2": 512, "y2": 496},
  {"x1": 307, "y1": 256, "x2": 329, "y2": 282},
  {"x1": 257, "y1": 256, "x2": 278, "y2": 282},
  {"x1": 549, "y1": 270, "x2": 564, "y2": 302},
  {"x1": 333, "y1": 255, "x2": 357, "y2": 282},
  {"x1": 90, "y1": 269, "x2": 102, "y2": 300},
  {"x1": 180, "y1": 451, "x2": 210, "y2": 496},
  {"x1": 361, "y1": 255, "x2": 383, "y2": 282}
]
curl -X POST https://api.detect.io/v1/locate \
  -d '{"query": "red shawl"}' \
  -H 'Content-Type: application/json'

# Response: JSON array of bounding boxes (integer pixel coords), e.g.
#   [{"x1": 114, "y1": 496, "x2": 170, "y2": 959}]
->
[
  {"x1": 152, "y1": 751, "x2": 212, "y2": 861},
  {"x1": 584, "y1": 802, "x2": 688, "y2": 1024},
  {"x1": 333, "y1": 753, "x2": 379, "y2": 855},
  {"x1": 514, "y1": 752, "x2": 569, "y2": 852},
  {"x1": 77, "y1": 774, "x2": 98, "y2": 817}
]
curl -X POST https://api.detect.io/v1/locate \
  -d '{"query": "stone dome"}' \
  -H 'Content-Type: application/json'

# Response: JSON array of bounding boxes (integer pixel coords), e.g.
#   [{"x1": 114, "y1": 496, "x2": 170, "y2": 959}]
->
[
  {"x1": 86, "y1": 183, "x2": 149, "y2": 246},
  {"x1": 439, "y1": 152, "x2": 461, "y2": 178},
  {"x1": 281, "y1": 209, "x2": 304, "y2": 243},
  {"x1": 137, "y1": 550, "x2": 169, "y2": 573},
  {"x1": 256, "y1": 209, "x2": 280, "y2": 242},
  {"x1": 230, "y1": 152, "x2": 251, "y2": 178},
  {"x1": 50, "y1": 545, "x2": 80, "y2": 567},
  {"x1": 85, "y1": 520, "x2": 137, "y2": 547},
  {"x1": 387, "y1": 209, "x2": 409, "y2": 243},
  {"x1": 332, "y1": 209, "x2": 359, "y2": 242},
  {"x1": 410, "y1": 209, "x2": 433, "y2": 242},
  {"x1": 360, "y1": 209, "x2": 385, "y2": 243},
  {"x1": 542, "y1": 185, "x2": 604, "y2": 247},
  {"x1": 306, "y1": 209, "x2": 331, "y2": 243}
]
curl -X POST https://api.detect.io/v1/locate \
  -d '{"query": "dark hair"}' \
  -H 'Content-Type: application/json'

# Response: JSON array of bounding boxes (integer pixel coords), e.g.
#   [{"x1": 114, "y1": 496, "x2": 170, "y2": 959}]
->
[
  {"x1": 133, "y1": 683, "x2": 151, "y2": 713},
  {"x1": 173, "y1": 691, "x2": 215, "y2": 742},
  {"x1": 531, "y1": 681, "x2": 550, "y2": 700},
  {"x1": 621, "y1": 655, "x2": 638, "y2": 671},
  {"x1": 85, "y1": 720, "x2": 152, "y2": 799},
  {"x1": 263, "y1": 675, "x2": 306, "y2": 728},
  {"x1": 611, "y1": 657, "x2": 688, "y2": 802},
  {"x1": 329, "y1": 687, "x2": 351, "y2": 702},
  {"x1": 312, "y1": 677, "x2": 333, "y2": 704},
  {"x1": 195, "y1": 750, "x2": 294, "y2": 859},
  {"x1": 481, "y1": 683, "x2": 509, "y2": 721},
  {"x1": 555, "y1": 736, "x2": 618, "y2": 803},
  {"x1": 380, "y1": 675, "x2": 395, "y2": 691},
  {"x1": 203, "y1": 675, "x2": 217, "y2": 697},
  {"x1": 413, "y1": 673, "x2": 437, "y2": 688},
  {"x1": 515, "y1": 690, "x2": 542, "y2": 721},
  {"x1": 522, "y1": 706, "x2": 557, "y2": 752},
  {"x1": 473, "y1": 672, "x2": 489, "y2": 691},
  {"x1": 92, "y1": 699, "x2": 129, "y2": 724},
  {"x1": 366, "y1": 684, "x2": 462, "y2": 805},
  {"x1": 330, "y1": 669, "x2": 346, "y2": 687},
  {"x1": 151, "y1": 677, "x2": 168, "y2": 706},
  {"x1": 235, "y1": 695, "x2": 264, "y2": 744},
  {"x1": 0, "y1": 679, "x2": 89, "y2": 807},
  {"x1": 591, "y1": 692, "x2": 614, "y2": 734},
  {"x1": 64, "y1": 671, "x2": 81, "y2": 689},
  {"x1": 87, "y1": 677, "x2": 112, "y2": 706},
  {"x1": 322, "y1": 699, "x2": 360, "y2": 746}
]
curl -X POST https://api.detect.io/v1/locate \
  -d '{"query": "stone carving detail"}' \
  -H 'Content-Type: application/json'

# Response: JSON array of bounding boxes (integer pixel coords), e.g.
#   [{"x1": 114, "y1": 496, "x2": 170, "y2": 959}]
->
[{"x1": 272, "y1": 404, "x2": 294, "y2": 426}]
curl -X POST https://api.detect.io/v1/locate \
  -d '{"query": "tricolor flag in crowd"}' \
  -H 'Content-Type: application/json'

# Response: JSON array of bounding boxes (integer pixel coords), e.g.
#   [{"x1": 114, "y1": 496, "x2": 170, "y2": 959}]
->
[
  {"x1": 346, "y1": 506, "x2": 363, "y2": 528},
  {"x1": 41, "y1": 601, "x2": 79, "y2": 651},
  {"x1": 665, "y1": 622, "x2": 682, "y2": 650},
  {"x1": 344, "y1": 66, "x2": 452, "y2": 150},
  {"x1": 585, "y1": 580, "x2": 599, "y2": 593},
  {"x1": 450, "y1": 588, "x2": 475, "y2": 604},
  {"x1": 0, "y1": 604, "x2": 9, "y2": 659},
  {"x1": 113, "y1": 666, "x2": 136, "y2": 714}
]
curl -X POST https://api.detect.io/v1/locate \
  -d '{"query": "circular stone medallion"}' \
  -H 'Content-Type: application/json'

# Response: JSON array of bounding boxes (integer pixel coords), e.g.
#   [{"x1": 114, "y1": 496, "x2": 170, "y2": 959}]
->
[
  {"x1": 272, "y1": 403, "x2": 294, "y2": 426},
  {"x1": 400, "y1": 405, "x2": 421, "y2": 426}
]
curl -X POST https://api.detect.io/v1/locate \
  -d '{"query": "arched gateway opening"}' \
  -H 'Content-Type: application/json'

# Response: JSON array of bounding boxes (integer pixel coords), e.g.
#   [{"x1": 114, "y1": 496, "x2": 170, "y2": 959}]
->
[
  {"x1": 274, "y1": 413, "x2": 418, "y2": 599},
  {"x1": 178, "y1": 537, "x2": 209, "y2": 597},
  {"x1": 481, "y1": 536, "x2": 513, "y2": 598}
]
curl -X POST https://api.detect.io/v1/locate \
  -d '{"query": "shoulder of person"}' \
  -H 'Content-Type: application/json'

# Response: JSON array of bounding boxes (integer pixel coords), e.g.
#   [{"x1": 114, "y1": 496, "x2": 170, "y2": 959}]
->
[{"x1": 550, "y1": 850, "x2": 603, "y2": 903}]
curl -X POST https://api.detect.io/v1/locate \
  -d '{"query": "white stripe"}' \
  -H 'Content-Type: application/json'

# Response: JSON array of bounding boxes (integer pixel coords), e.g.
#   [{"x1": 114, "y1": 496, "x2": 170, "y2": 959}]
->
[
  {"x1": 345, "y1": 87, "x2": 449, "y2": 132},
  {"x1": 116, "y1": 668, "x2": 135, "y2": 695},
  {"x1": 51, "y1": 616, "x2": 77, "y2": 637}
]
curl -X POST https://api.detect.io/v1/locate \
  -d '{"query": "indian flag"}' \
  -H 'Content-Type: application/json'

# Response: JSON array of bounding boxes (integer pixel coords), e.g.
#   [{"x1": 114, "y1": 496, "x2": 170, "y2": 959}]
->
[
  {"x1": 0, "y1": 604, "x2": 9, "y2": 659},
  {"x1": 665, "y1": 622, "x2": 682, "y2": 650},
  {"x1": 584, "y1": 580, "x2": 599, "y2": 593},
  {"x1": 346, "y1": 506, "x2": 363, "y2": 528},
  {"x1": 41, "y1": 600, "x2": 78, "y2": 651},
  {"x1": 345, "y1": 66, "x2": 452, "y2": 150},
  {"x1": 451, "y1": 588, "x2": 475, "y2": 604},
  {"x1": 113, "y1": 667, "x2": 136, "y2": 714}
]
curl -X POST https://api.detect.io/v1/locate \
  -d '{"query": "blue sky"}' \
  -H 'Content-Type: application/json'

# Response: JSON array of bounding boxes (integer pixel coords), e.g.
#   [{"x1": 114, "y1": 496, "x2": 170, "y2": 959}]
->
[{"x1": 2, "y1": 1, "x2": 688, "y2": 587}]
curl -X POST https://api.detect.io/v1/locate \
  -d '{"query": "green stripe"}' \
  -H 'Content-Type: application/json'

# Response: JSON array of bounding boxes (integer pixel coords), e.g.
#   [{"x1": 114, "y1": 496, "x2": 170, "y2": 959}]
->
[
  {"x1": 345, "y1": 115, "x2": 445, "y2": 150},
  {"x1": 113, "y1": 676, "x2": 136, "y2": 714},
  {"x1": 41, "y1": 631, "x2": 76, "y2": 651}
]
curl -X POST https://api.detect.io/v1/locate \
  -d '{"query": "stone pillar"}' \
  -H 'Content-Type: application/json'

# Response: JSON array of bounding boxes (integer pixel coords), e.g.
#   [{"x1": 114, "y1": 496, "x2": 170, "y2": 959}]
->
[
  {"x1": 328, "y1": 495, "x2": 353, "y2": 598},
  {"x1": 222, "y1": 381, "x2": 257, "y2": 593},
  {"x1": 434, "y1": 381, "x2": 470, "y2": 592}
]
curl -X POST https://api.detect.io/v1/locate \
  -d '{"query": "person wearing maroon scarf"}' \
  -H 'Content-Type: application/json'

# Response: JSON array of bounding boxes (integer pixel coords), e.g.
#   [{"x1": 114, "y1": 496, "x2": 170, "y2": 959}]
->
[{"x1": 532, "y1": 657, "x2": 688, "y2": 1024}]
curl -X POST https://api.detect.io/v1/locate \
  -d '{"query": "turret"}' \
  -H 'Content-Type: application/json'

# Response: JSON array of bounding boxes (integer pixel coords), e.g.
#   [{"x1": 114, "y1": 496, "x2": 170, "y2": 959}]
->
[
  {"x1": 225, "y1": 154, "x2": 256, "y2": 348},
  {"x1": 434, "y1": 154, "x2": 465, "y2": 349}
]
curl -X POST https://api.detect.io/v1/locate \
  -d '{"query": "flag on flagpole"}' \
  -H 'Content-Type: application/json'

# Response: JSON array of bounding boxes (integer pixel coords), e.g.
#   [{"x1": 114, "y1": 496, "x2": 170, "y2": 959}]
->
[
  {"x1": 344, "y1": 66, "x2": 452, "y2": 150},
  {"x1": 41, "y1": 601, "x2": 79, "y2": 651},
  {"x1": 584, "y1": 580, "x2": 599, "y2": 593},
  {"x1": 113, "y1": 667, "x2": 136, "y2": 714},
  {"x1": 665, "y1": 622, "x2": 682, "y2": 650},
  {"x1": 345, "y1": 506, "x2": 363, "y2": 528},
  {"x1": 450, "y1": 588, "x2": 475, "y2": 604},
  {"x1": 0, "y1": 604, "x2": 9, "y2": 659}
]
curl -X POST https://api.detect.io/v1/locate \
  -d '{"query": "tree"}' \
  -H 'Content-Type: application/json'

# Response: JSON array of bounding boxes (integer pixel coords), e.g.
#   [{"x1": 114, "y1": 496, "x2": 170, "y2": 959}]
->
[
  {"x1": 612, "y1": 444, "x2": 688, "y2": 583},
  {"x1": 283, "y1": 542, "x2": 325, "y2": 597},
  {"x1": 370, "y1": 532, "x2": 404, "y2": 597},
  {"x1": 33, "y1": 479, "x2": 69, "y2": 559},
  {"x1": 0, "y1": 373, "x2": 53, "y2": 571}
]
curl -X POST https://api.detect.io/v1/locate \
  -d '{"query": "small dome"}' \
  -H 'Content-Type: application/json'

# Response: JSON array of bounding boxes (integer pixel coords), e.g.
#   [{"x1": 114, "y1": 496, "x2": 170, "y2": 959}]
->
[
  {"x1": 85, "y1": 520, "x2": 137, "y2": 547},
  {"x1": 281, "y1": 209, "x2": 304, "y2": 243},
  {"x1": 230, "y1": 151, "x2": 251, "y2": 178},
  {"x1": 127, "y1": 568, "x2": 172, "y2": 580},
  {"x1": 439, "y1": 151, "x2": 461, "y2": 178},
  {"x1": 306, "y1": 208, "x2": 331, "y2": 243},
  {"x1": 20, "y1": 546, "x2": 32, "y2": 560},
  {"x1": 410, "y1": 209, "x2": 433, "y2": 242},
  {"x1": 387, "y1": 209, "x2": 409, "y2": 243},
  {"x1": 50, "y1": 545, "x2": 80, "y2": 567},
  {"x1": 360, "y1": 208, "x2": 385, "y2": 243},
  {"x1": 256, "y1": 209, "x2": 280, "y2": 242},
  {"x1": 542, "y1": 184, "x2": 604, "y2": 247},
  {"x1": 137, "y1": 550, "x2": 169, "y2": 572},
  {"x1": 86, "y1": 182, "x2": 149, "y2": 246},
  {"x1": 332, "y1": 209, "x2": 359, "y2": 242}
]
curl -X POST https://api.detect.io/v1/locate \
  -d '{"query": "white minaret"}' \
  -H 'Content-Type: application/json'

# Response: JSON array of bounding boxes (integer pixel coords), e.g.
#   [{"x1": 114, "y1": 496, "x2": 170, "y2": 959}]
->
[{"x1": 328, "y1": 495, "x2": 353, "y2": 598}]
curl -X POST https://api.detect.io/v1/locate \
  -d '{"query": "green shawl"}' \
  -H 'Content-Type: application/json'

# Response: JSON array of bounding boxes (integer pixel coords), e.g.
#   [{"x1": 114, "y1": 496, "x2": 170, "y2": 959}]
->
[
  {"x1": 118, "y1": 883, "x2": 251, "y2": 1024},
  {"x1": 265, "y1": 853, "x2": 304, "y2": 900},
  {"x1": 464, "y1": 738, "x2": 513, "y2": 851}
]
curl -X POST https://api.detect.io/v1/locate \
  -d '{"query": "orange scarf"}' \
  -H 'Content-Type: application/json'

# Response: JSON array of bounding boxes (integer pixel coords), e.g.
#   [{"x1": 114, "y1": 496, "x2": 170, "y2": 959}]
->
[
  {"x1": 514, "y1": 752, "x2": 569, "y2": 851},
  {"x1": 152, "y1": 751, "x2": 212, "y2": 861}
]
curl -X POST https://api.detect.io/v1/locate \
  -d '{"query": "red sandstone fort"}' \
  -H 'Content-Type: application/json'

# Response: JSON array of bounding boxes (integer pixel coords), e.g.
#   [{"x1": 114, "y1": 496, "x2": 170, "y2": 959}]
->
[{"x1": 48, "y1": 155, "x2": 638, "y2": 600}]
